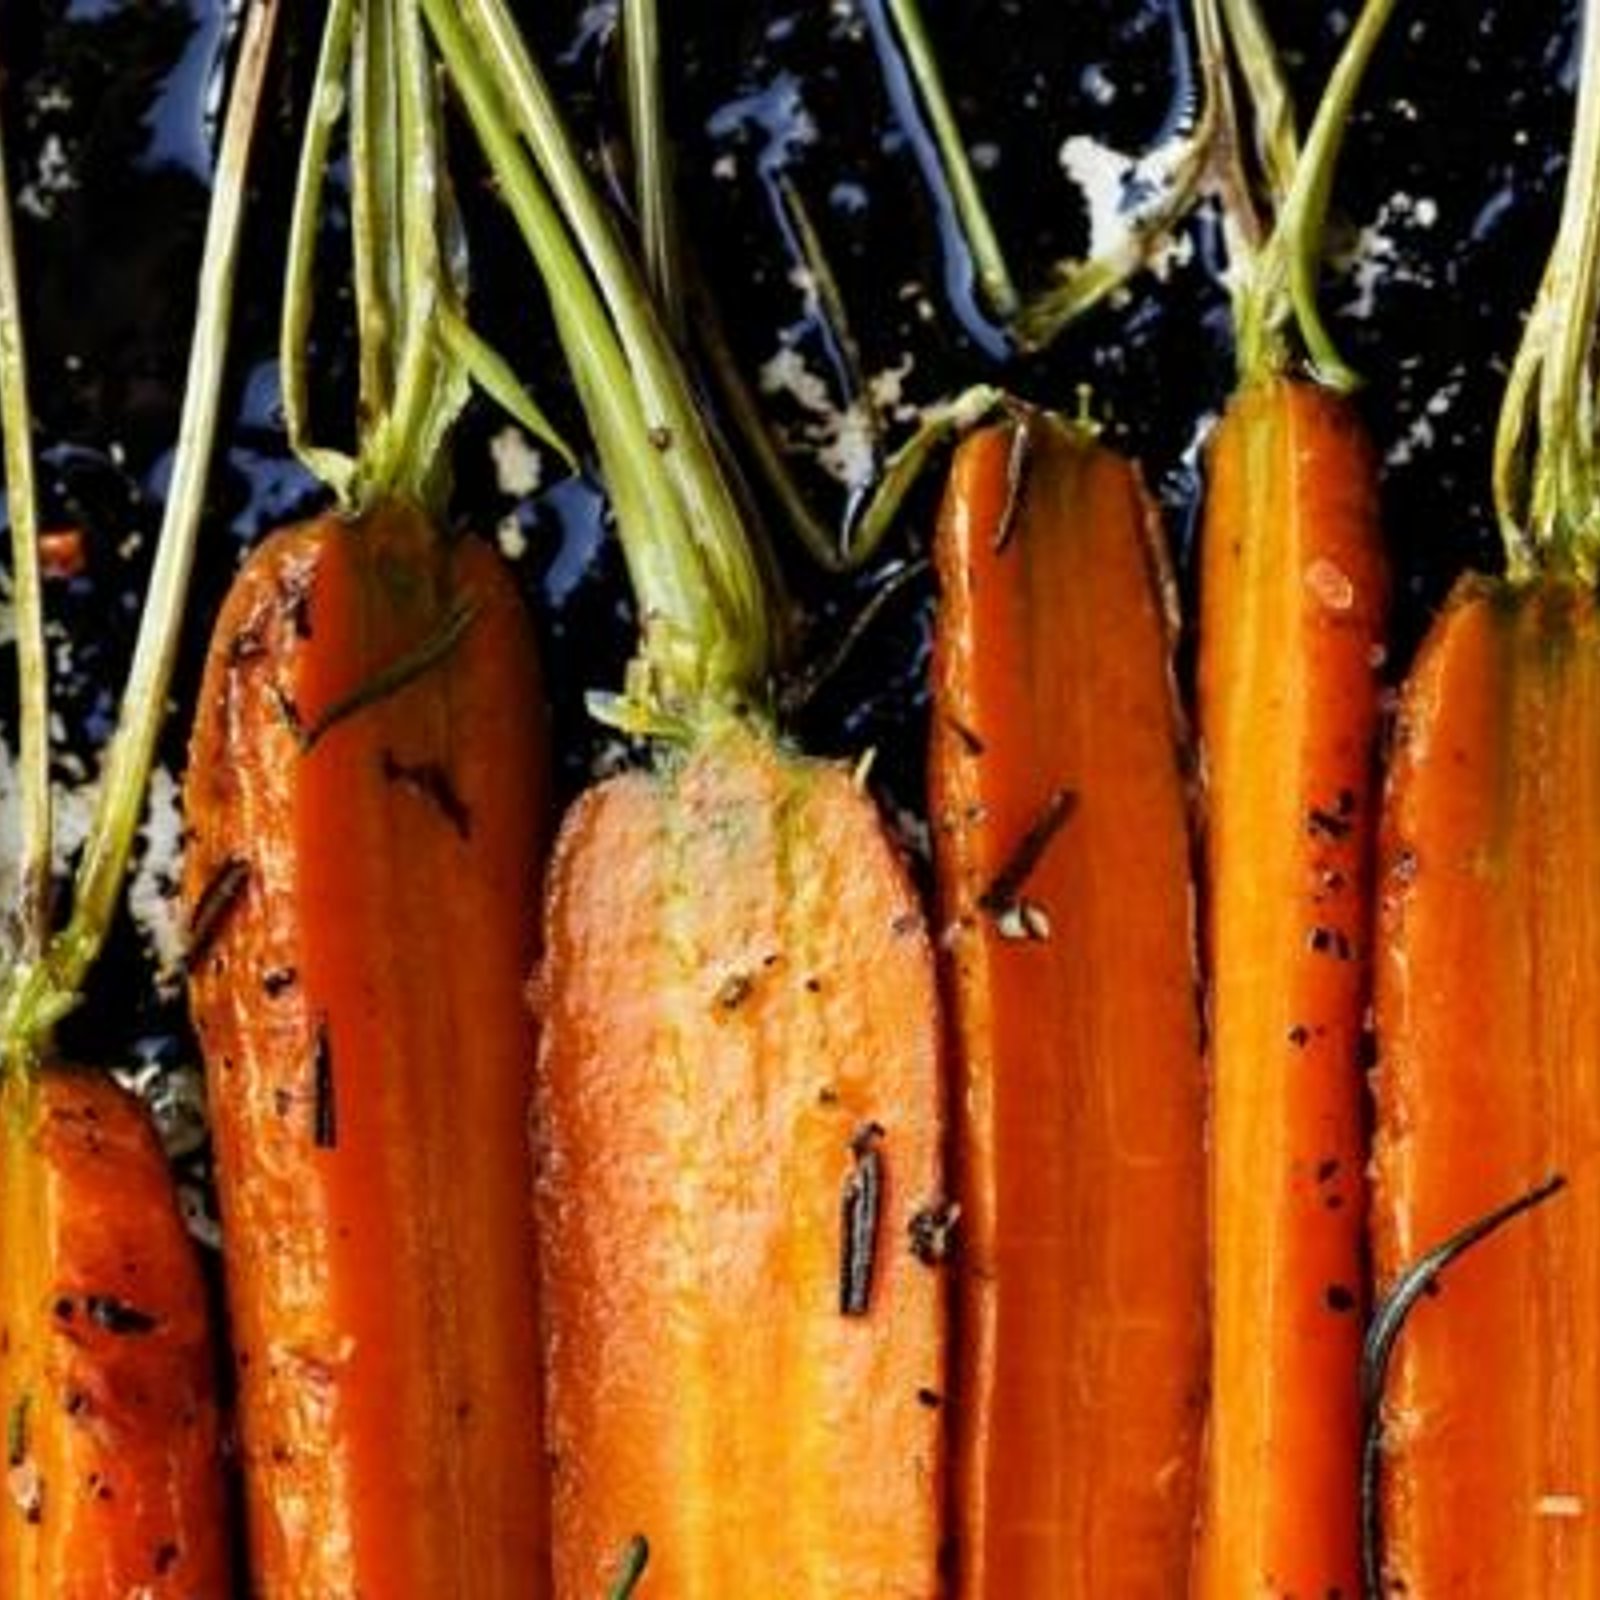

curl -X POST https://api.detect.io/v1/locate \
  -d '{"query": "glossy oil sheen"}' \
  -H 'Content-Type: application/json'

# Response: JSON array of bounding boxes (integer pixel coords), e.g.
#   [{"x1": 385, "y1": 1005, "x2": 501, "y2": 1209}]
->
[
  {"x1": 1375, "y1": 578, "x2": 1600, "y2": 1596},
  {"x1": 183, "y1": 503, "x2": 550, "y2": 1599},
  {"x1": 534, "y1": 723, "x2": 945, "y2": 1598},
  {"x1": 1194, "y1": 379, "x2": 1389, "y2": 1600},
  {"x1": 0, "y1": 1071, "x2": 228, "y2": 1599},
  {"x1": 928, "y1": 419, "x2": 1207, "y2": 1597}
]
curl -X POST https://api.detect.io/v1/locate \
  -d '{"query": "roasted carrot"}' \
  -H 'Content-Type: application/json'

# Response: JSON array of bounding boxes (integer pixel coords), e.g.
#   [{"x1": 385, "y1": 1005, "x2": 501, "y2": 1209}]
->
[
  {"x1": 178, "y1": 3, "x2": 559, "y2": 1592},
  {"x1": 1370, "y1": 3, "x2": 1600, "y2": 1590},
  {"x1": 0, "y1": 1073, "x2": 227, "y2": 1598},
  {"x1": 1189, "y1": 4, "x2": 1397, "y2": 1595},
  {"x1": 928, "y1": 415, "x2": 1206, "y2": 1596},
  {"x1": 0, "y1": 6, "x2": 276, "y2": 1594},
  {"x1": 184, "y1": 502, "x2": 549, "y2": 1595},
  {"x1": 423, "y1": 5, "x2": 947, "y2": 1592}
]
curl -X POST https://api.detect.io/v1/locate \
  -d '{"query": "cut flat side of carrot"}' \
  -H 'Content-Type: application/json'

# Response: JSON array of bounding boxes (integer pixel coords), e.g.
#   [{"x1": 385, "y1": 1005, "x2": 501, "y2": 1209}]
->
[
  {"x1": 1374, "y1": 577, "x2": 1600, "y2": 1596},
  {"x1": 928, "y1": 418, "x2": 1207, "y2": 1597},
  {"x1": 184, "y1": 501, "x2": 550, "y2": 1599},
  {"x1": 1194, "y1": 378, "x2": 1389, "y2": 1600},
  {"x1": 534, "y1": 722, "x2": 945, "y2": 1598},
  {"x1": 0, "y1": 1070, "x2": 228, "y2": 1599}
]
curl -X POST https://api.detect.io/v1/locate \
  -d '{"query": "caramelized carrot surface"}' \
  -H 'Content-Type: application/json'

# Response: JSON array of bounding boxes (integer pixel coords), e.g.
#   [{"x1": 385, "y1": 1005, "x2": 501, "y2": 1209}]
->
[
  {"x1": 1374, "y1": 576, "x2": 1600, "y2": 1595},
  {"x1": 184, "y1": 500, "x2": 550, "y2": 1598},
  {"x1": 928, "y1": 418, "x2": 1206, "y2": 1597},
  {"x1": 534, "y1": 722, "x2": 945, "y2": 1598},
  {"x1": 0, "y1": 1070, "x2": 227, "y2": 1599},
  {"x1": 1194, "y1": 377, "x2": 1388, "y2": 1600}
]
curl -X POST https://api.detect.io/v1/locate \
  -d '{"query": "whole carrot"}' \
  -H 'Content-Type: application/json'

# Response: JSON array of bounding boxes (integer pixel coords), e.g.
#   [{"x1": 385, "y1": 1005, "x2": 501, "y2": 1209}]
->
[
  {"x1": 1191, "y1": 2, "x2": 1397, "y2": 1595},
  {"x1": 180, "y1": 3, "x2": 558, "y2": 1592},
  {"x1": 1371, "y1": 1, "x2": 1600, "y2": 1589},
  {"x1": 0, "y1": 5, "x2": 278, "y2": 1592},
  {"x1": 424, "y1": 4, "x2": 946, "y2": 1593},
  {"x1": 929, "y1": 413, "x2": 1207, "y2": 1596}
]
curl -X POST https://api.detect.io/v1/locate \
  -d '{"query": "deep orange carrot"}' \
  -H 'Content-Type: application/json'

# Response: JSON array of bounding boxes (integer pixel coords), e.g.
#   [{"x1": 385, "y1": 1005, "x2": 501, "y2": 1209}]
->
[
  {"x1": 184, "y1": 502, "x2": 550, "y2": 1597},
  {"x1": 1194, "y1": 378, "x2": 1388, "y2": 1599},
  {"x1": 536, "y1": 722, "x2": 945, "y2": 1595},
  {"x1": 1371, "y1": 578, "x2": 1600, "y2": 1594},
  {"x1": 0, "y1": 1072, "x2": 228, "y2": 1598},
  {"x1": 928, "y1": 416, "x2": 1207, "y2": 1596}
]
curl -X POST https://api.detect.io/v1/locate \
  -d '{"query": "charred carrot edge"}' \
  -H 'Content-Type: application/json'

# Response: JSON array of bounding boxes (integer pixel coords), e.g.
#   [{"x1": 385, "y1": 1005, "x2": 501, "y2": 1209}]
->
[
  {"x1": 1372, "y1": 7, "x2": 1600, "y2": 1579},
  {"x1": 1194, "y1": 375, "x2": 1388, "y2": 1600},
  {"x1": 421, "y1": 8, "x2": 949, "y2": 1592},
  {"x1": 0, "y1": 7, "x2": 275, "y2": 1594},
  {"x1": 928, "y1": 415, "x2": 1207, "y2": 1596},
  {"x1": 185, "y1": 504, "x2": 550, "y2": 1597}
]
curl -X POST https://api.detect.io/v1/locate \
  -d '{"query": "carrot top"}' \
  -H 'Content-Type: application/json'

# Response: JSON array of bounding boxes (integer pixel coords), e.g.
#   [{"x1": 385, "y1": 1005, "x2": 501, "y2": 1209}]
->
[
  {"x1": 280, "y1": 0, "x2": 571, "y2": 520},
  {"x1": 1196, "y1": 0, "x2": 1400, "y2": 391},
  {"x1": 1494, "y1": 0, "x2": 1600, "y2": 581},
  {"x1": 0, "y1": 1, "x2": 279, "y2": 1068},
  {"x1": 416, "y1": 0, "x2": 778, "y2": 736}
]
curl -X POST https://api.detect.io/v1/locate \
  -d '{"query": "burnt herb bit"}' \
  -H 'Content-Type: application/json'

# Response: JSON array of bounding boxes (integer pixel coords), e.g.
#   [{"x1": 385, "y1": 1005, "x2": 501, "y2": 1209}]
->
[
  {"x1": 1306, "y1": 804, "x2": 1354, "y2": 841},
  {"x1": 607, "y1": 1535, "x2": 650, "y2": 1600},
  {"x1": 262, "y1": 965, "x2": 298, "y2": 997},
  {"x1": 83, "y1": 1296, "x2": 159, "y2": 1336},
  {"x1": 908, "y1": 1199, "x2": 961, "y2": 1266},
  {"x1": 840, "y1": 1122, "x2": 887, "y2": 1317},
  {"x1": 380, "y1": 749, "x2": 472, "y2": 838},
  {"x1": 312, "y1": 1019, "x2": 337, "y2": 1150},
  {"x1": 944, "y1": 714, "x2": 986, "y2": 756},
  {"x1": 977, "y1": 787, "x2": 1079, "y2": 921},
  {"x1": 993, "y1": 408, "x2": 1037, "y2": 553},
  {"x1": 6, "y1": 1393, "x2": 29, "y2": 1467},
  {"x1": 183, "y1": 855, "x2": 251, "y2": 972}
]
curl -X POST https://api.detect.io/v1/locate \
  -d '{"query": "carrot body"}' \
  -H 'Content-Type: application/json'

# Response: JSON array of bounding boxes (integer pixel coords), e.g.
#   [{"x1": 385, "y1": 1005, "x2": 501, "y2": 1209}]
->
[
  {"x1": 183, "y1": 501, "x2": 550, "y2": 1598},
  {"x1": 1194, "y1": 378, "x2": 1388, "y2": 1598},
  {"x1": 1373, "y1": 576, "x2": 1600, "y2": 1594},
  {"x1": 0, "y1": 1070, "x2": 228, "y2": 1598},
  {"x1": 534, "y1": 722, "x2": 945, "y2": 1597},
  {"x1": 928, "y1": 418, "x2": 1207, "y2": 1596}
]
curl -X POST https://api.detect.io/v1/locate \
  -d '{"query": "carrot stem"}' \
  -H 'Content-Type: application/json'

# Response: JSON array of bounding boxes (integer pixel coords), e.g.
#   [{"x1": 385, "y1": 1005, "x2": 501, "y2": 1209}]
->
[
  {"x1": 423, "y1": 0, "x2": 775, "y2": 724},
  {"x1": 0, "y1": 65, "x2": 50, "y2": 980},
  {"x1": 874, "y1": 0, "x2": 1019, "y2": 322},
  {"x1": 0, "y1": 0, "x2": 278, "y2": 1057},
  {"x1": 1494, "y1": 0, "x2": 1600, "y2": 578},
  {"x1": 622, "y1": 0, "x2": 684, "y2": 339}
]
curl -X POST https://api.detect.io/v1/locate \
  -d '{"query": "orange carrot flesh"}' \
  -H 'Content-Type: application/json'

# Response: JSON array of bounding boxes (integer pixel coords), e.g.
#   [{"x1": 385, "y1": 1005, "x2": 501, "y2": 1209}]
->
[
  {"x1": 184, "y1": 500, "x2": 550, "y2": 1598},
  {"x1": 1194, "y1": 377, "x2": 1388, "y2": 1599},
  {"x1": 928, "y1": 418, "x2": 1207, "y2": 1596},
  {"x1": 534, "y1": 722, "x2": 945, "y2": 1597},
  {"x1": 0, "y1": 1070, "x2": 228, "y2": 1599},
  {"x1": 1373, "y1": 576, "x2": 1600, "y2": 1595}
]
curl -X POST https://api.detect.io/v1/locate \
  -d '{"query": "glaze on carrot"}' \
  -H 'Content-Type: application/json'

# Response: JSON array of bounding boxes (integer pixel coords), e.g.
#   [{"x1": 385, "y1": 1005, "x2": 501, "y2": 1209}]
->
[
  {"x1": 183, "y1": 501, "x2": 549, "y2": 1598},
  {"x1": 0, "y1": 1073, "x2": 228, "y2": 1598},
  {"x1": 1194, "y1": 377, "x2": 1388, "y2": 1599},
  {"x1": 928, "y1": 416, "x2": 1206, "y2": 1596}
]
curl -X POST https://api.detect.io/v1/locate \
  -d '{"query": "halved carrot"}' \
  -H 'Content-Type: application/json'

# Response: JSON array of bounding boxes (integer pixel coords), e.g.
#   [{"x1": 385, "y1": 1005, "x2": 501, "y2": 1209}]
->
[
  {"x1": 928, "y1": 415, "x2": 1206, "y2": 1596},
  {"x1": 420, "y1": 5, "x2": 949, "y2": 1592},
  {"x1": 183, "y1": 501, "x2": 549, "y2": 1597},
  {"x1": 1194, "y1": 377, "x2": 1388, "y2": 1600},
  {"x1": 1372, "y1": 577, "x2": 1600, "y2": 1594},
  {"x1": 0, "y1": 1072, "x2": 228, "y2": 1599},
  {"x1": 536, "y1": 722, "x2": 944, "y2": 1595}
]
